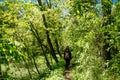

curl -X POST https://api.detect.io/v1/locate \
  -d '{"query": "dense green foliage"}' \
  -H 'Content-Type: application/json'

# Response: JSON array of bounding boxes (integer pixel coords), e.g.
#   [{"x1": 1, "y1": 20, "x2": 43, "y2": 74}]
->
[{"x1": 0, "y1": 0, "x2": 120, "y2": 80}]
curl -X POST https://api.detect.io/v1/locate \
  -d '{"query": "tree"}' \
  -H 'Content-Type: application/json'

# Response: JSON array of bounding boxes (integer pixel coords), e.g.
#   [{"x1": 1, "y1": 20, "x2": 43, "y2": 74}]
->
[
  {"x1": 37, "y1": 0, "x2": 58, "y2": 63},
  {"x1": 100, "y1": 0, "x2": 111, "y2": 65}
]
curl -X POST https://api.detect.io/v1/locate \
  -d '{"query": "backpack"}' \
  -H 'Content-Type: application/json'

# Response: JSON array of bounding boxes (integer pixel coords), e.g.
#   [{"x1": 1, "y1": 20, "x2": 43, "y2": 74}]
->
[{"x1": 65, "y1": 52, "x2": 69, "y2": 59}]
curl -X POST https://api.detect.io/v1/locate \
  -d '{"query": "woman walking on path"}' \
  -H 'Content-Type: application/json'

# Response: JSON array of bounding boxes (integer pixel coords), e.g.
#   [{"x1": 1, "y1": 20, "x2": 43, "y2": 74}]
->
[{"x1": 64, "y1": 46, "x2": 72, "y2": 70}]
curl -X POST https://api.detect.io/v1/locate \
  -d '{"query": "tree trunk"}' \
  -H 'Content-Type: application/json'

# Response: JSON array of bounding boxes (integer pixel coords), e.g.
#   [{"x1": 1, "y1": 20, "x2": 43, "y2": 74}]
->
[
  {"x1": 32, "y1": 55, "x2": 41, "y2": 80},
  {"x1": 55, "y1": 38, "x2": 62, "y2": 57},
  {"x1": 0, "y1": 64, "x2": 3, "y2": 80},
  {"x1": 101, "y1": 0, "x2": 112, "y2": 67},
  {"x1": 40, "y1": 44, "x2": 52, "y2": 70},
  {"x1": 37, "y1": 0, "x2": 58, "y2": 63},
  {"x1": 22, "y1": 56, "x2": 32, "y2": 79},
  {"x1": 29, "y1": 22, "x2": 52, "y2": 70},
  {"x1": 46, "y1": 30, "x2": 58, "y2": 62},
  {"x1": 0, "y1": 54, "x2": 4, "y2": 80}
]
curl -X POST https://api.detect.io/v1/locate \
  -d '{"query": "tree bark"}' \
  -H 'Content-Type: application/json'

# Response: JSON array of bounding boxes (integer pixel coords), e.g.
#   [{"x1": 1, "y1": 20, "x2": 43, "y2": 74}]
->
[
  {"x1": 46, "y1": 30, "x2": 58, "y2": 62},
  {"x1": 55, "y1": 38, "x2": 62, "y2": 57},
  {"x1": 22, "y1": 55, "x2": 32, "y2": 79},
  {"x1": 29, "y1": 22, "x2": 52, "y2": 70},
  {"x1": 37, "y1": 0, "x2": 58, "y2": 63},
  {"x1": 32, "y1": 55, "x2": 41, "y2": 80}
]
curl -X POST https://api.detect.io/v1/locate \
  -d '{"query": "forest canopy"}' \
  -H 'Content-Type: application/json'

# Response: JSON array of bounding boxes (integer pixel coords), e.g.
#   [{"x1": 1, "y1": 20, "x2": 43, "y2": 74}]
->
[{"x1": 0, "y1": 0, "x2": 120, "y2": 80}]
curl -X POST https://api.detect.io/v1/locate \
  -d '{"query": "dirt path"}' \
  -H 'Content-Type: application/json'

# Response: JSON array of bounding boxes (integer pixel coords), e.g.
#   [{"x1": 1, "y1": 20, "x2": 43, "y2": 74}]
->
[{"x1": 64, "y1": 69, "x2": 71, "y2": 80}]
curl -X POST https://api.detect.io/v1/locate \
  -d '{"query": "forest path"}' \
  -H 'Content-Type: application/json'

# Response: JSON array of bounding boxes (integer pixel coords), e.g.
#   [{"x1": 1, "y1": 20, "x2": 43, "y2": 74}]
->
[{"x1": 64, "y1": 69, "x2": 71, "y2": 80}]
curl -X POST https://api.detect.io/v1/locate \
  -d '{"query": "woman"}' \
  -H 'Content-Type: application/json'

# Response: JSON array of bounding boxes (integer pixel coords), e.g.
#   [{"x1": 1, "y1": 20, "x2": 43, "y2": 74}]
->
[{"x1": 64, "y1": 46, "x2": 72, "y2": 70}]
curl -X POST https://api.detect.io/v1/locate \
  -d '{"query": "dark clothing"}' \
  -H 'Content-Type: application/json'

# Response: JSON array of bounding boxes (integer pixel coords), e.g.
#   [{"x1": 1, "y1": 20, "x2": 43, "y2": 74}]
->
[
  {"x1": 64, "y1": 47, "x2": 72, "y2": 69},
  {"x1": 65, "y1": 59, "x2": 70, "y2": 69}
]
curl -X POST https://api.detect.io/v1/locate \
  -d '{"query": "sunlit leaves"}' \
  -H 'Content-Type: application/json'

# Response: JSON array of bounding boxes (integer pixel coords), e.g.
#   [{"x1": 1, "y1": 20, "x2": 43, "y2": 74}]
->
[
  {"x1": 0, "y1": 40, "x2": 23, "y2": 64},
  {"x1": 0, "y1": 0, "x2": 120, "y2": 79}
]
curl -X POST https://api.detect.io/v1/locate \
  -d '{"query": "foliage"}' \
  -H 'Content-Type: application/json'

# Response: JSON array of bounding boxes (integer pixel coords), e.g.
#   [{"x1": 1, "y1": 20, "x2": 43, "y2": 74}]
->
[{"x1": 0, "y1": 0, "x2": 120, "y2": 80}]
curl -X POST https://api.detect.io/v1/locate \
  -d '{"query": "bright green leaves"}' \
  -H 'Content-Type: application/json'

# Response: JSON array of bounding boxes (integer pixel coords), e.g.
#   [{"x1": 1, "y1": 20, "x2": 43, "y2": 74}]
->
[
  {"x1": 104, "y1": 53, "x2": 120, "y2": 79},
  {"x1": 0, "y1": 40, "x2": 24, "y2": 64},
  {"x1": 0, "y1": 0, "x2": 120, "y2": 79},
  {"x1": 1, "y1": 1, "x2": 20, "y2": 28},
  {"x1": 71, "y1": 0, "x2": 97, "y2": 15},
  {"x1": 45, "y1": 8, "x2": 62, "y2": 34}
]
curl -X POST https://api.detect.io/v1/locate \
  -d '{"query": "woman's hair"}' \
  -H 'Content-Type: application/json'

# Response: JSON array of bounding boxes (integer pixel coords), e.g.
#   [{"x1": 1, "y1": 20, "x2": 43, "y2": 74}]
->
[{"x1": 65, "y1": 46, "x2": 70, "y2": 52}]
